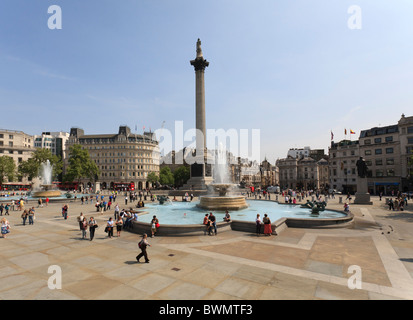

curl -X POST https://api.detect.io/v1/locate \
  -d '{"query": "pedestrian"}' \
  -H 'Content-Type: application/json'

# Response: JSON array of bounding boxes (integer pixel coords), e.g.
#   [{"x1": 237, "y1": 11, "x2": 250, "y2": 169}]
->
[
  {"x1": 21, "y1": 210, "x2": 28, "y2": 225},
  {"x1": 263, "y1": 213, "x2": 272, "y2": 236},
  {"x1": 105, "y1": 217, "x2": 114, "y2": 238},
  {"x1": 115, "y1": 216, "x2": 123, "y2": 237},
  {"x1": 80, "y1": 217, "x2": 88, "y2": 239},
  {"x1": 209, "y1": 212, "x2": 217, "y2": 235},
  {"x1": 28, "y1": 207, "x2": 35, "y2": 225},
  {"x1": 1, "y1": 217, "x2": 10, "y2": 238},
  {"x1": 255, "y1": 214, "x2": 262, "y2": 236},
  {"x1": 88, "y1": 217, "x2": 98, "y2": 241},
  {"x1": 62, "y1": 204, "x2": 68, "y2": 219},
  {"x1": 4, "y1": 203, "x2": 9, "y2": 215},
  {"x1": 136, "y1": 233, "x2": 151, "y2": 263},
  {"x1": 114, "y1": 204, "x2": 120, "y2": 220},
  {"x1": 45, "y1": 197, "x2": 49, "y2": 206},
  {"x1": 223, "y1": 210, "x2": 231, "y2": 222},
  {"x1": 203, "y1": 213, "x2": 209, "y2": 235},
  {"x1": 151, "y1": 215, "x2": 159, "y2": 237},
  {"x1": 77, "y1": 213, "x2": 85, "y2": 230}
]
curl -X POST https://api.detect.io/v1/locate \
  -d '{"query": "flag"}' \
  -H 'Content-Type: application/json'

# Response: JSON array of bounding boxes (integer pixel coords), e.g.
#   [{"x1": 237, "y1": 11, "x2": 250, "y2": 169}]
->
[
  {"x1": 350, "y1": 129, "x2": 355, "y2": 134},
  {"x1": 331, "y1": 131, "x2": 334, "y2": 140},
  {"x1": 344, "y1": 129, "x2": 347, "y2": 135}
]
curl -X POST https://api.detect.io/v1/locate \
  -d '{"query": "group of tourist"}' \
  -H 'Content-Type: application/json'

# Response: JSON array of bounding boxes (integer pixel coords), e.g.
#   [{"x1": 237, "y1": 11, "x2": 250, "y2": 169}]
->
[
  {"x1": 387, "y1": 196, "x2": 408, "y2": 211},
  {"x1": 255, "y1": 213, "x2": 273, "y2": 236},
  {"x1": 203, "y1": 212, "x2": 217, "y2": 236},
  {"x1": 21, "y1": 207, "x2": 36, "y2": 225}
]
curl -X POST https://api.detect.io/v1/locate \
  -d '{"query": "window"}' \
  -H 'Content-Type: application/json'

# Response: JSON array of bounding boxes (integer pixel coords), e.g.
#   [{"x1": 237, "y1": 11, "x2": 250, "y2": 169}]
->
[
  {"x1": 375, "y1": 159, "x2": 383, "y2": 166},
  {"x1": 365, "y1": 150, "x2": 371, "y2": 155},
  {"x1": 385, "y1": 136, "x2": 393, "y2": 143},
  {"x1": 364, "y1": 139, "x2": 371, "y2": 145},
  {"x1": 375, "y1": 149, "x2": 382, "y2": 155},
  {"x1": 386, "y1": 158, "x2": 394, "y2": 165},
  {"x1": 386, "y1": 148, "x2": 394, "y2": 154},
  {"x1": 408, "y1": 126, "x2": 413, "y2": 134},
  {"x1": 8, "y1": 142, "x2": 13, "y2": 147},
  {"x1": 408, "y1": 137, "x2": 413, "y2": 144},
  {"x1": 366, "y1": 160, "x2": 372, "y2": 166},
  {"x1": 9, "y1": 135, "x2": 13, "y2": 139},
  {"x1": 376, "y1": 170, "x2": 384, "y2": 177},
  {"x1": 387, "y1": 169, "x2": 395, "y2": 177},
  {"x1": 374, "y1": 138, "x2": 382, "y2": 144}
]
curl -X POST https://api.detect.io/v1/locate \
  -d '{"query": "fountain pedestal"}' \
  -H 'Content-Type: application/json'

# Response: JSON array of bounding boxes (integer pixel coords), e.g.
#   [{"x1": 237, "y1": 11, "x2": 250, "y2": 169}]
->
[
  {"x1": 197, "y1": 183, "x2": 248, "y2": 211},
  {"x1": 32, "y1": 184, "x2": 62, "y2": 198}
]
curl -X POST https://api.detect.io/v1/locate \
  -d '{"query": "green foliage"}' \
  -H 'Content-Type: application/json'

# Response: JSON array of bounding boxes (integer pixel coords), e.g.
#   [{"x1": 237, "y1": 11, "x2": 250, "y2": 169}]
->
[
  {"x1": 147, "y1": 172, "x2": 159, "y2": 184},
  {"x1": 159, "y1": 167, "x2": 174, "y2": 185},
  {"x1": 0, "y1": 156, "x2": 16, "y2": 184},
  {"x1": 64, "y1": 144, "x2": 99, "y2": 182},
  {"x1": 173, "y1": 166, "x2": 190, "y2": 187},
  {"x1": 18, "y1": 148, "x2": 62, "y2": 181}
]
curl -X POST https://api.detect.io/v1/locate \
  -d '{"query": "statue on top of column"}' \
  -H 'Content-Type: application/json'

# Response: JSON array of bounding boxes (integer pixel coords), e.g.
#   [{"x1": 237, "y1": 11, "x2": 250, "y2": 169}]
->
[{"x1": 196, "y1": 38, "x2": 203, "y2": 58}]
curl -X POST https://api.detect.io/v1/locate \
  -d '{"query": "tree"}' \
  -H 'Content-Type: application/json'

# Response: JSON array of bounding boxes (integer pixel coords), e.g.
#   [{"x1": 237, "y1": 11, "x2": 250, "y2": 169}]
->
[
  {"x1": 0, "y1": 156, "x2": 16, "y2": 184},
  {"x1": 173, "y1": 166, "x2": 190, "y2": 187},
  {"x1": 159, "y1": 167, "x2": 174, "y2": 186},
  {"x1": 64, "y1": 144, "x2": 99, "y2": 183},
  {"x1": 18, "y1": 148, "x2": 62, "y2": 181},
  {"x1": 147, "y1": 172, "x2": 159, "y2": 186}
]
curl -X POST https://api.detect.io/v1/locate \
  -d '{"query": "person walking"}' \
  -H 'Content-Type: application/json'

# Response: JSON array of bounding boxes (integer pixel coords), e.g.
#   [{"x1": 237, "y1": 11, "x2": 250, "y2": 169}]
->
[
  {"x1": 88, "y1": 217, "x2": 98, "y2": 241},
  {"x1": 263, "y1": 213, "x2": 272, "y2": 236},
  {"x1": 21, "y1": 210, "x2": 28, "y2": 226},
  {"x1": 105, "y1": 217, "x2": 114, "y2": 238},
  {"x1": 28, "y1": 207, "x2": 35, "y2": 225},
  {"x1": 255, "y1": 214, "x2": 262, "y2": 236},
  {"x1": 80, "y1": 217, "x2": 88, "y2": 239},
  {"x1": 77, "y1": 212, "x2": 85, "y2": 230},
  {"x1": 1, "y1": 218, "x2": 10, "y2": 238},
  {"x1": 62, "y1": 204, "x2": 68, "y2": 219},
  {"x1": 115, "y1": 216, "x2": 123, "y2": 237},
  {"x1": 136, "y1": 233, "x2": 151, "y2": 263}
]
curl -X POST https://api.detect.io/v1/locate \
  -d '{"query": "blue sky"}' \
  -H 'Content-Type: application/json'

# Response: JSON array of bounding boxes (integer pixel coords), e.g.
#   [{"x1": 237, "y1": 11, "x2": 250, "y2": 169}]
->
[{"x1": 1, "y1": 0, "x2": 413, "y2": 162}]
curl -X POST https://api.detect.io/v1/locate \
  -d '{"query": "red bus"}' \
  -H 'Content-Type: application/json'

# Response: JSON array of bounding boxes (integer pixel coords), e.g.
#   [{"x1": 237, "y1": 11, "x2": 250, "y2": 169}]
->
[
  {"x1": 55, "y1": 182, "x2": 80, "y2": 191},
  {"x1": 112, "y1": 182, "x2": 135, "y2": 191},
  {"x1": 1, "y1": 183, "x2": 32, "y2": 191}
]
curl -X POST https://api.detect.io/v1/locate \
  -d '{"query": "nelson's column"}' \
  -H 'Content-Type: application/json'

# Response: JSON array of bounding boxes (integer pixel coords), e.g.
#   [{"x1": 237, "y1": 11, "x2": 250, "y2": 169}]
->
[{"x1": 182, "y1": 39, "x2": 213, "y2": 192}]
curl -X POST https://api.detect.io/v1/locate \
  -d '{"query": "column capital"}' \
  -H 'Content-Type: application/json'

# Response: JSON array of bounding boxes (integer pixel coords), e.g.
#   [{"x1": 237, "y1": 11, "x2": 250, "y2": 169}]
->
[{"x1": 190, "y1": 57, "x2": 209, "y2": 72}]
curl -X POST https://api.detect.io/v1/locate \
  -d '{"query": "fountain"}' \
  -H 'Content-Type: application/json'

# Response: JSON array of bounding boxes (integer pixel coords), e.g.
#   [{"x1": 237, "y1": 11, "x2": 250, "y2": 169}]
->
[
  {"x1": 197, "y1": 144, "x2": 248, "y2": 210},
  {"x1": 32, "y1": 160, "x2": 62, "y2": 198}
]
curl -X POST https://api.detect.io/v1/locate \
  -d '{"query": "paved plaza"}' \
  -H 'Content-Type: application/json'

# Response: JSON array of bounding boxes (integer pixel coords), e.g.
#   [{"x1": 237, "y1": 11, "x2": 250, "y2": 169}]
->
[{"x1": 1, "y1": 194, "x2": 413, "y2": 300}]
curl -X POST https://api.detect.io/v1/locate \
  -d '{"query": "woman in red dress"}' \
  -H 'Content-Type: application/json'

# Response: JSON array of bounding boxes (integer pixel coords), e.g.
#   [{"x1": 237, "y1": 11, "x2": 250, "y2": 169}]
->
[{"x1": 263, "y1": 214, "x2": 272, "y2": 236}]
